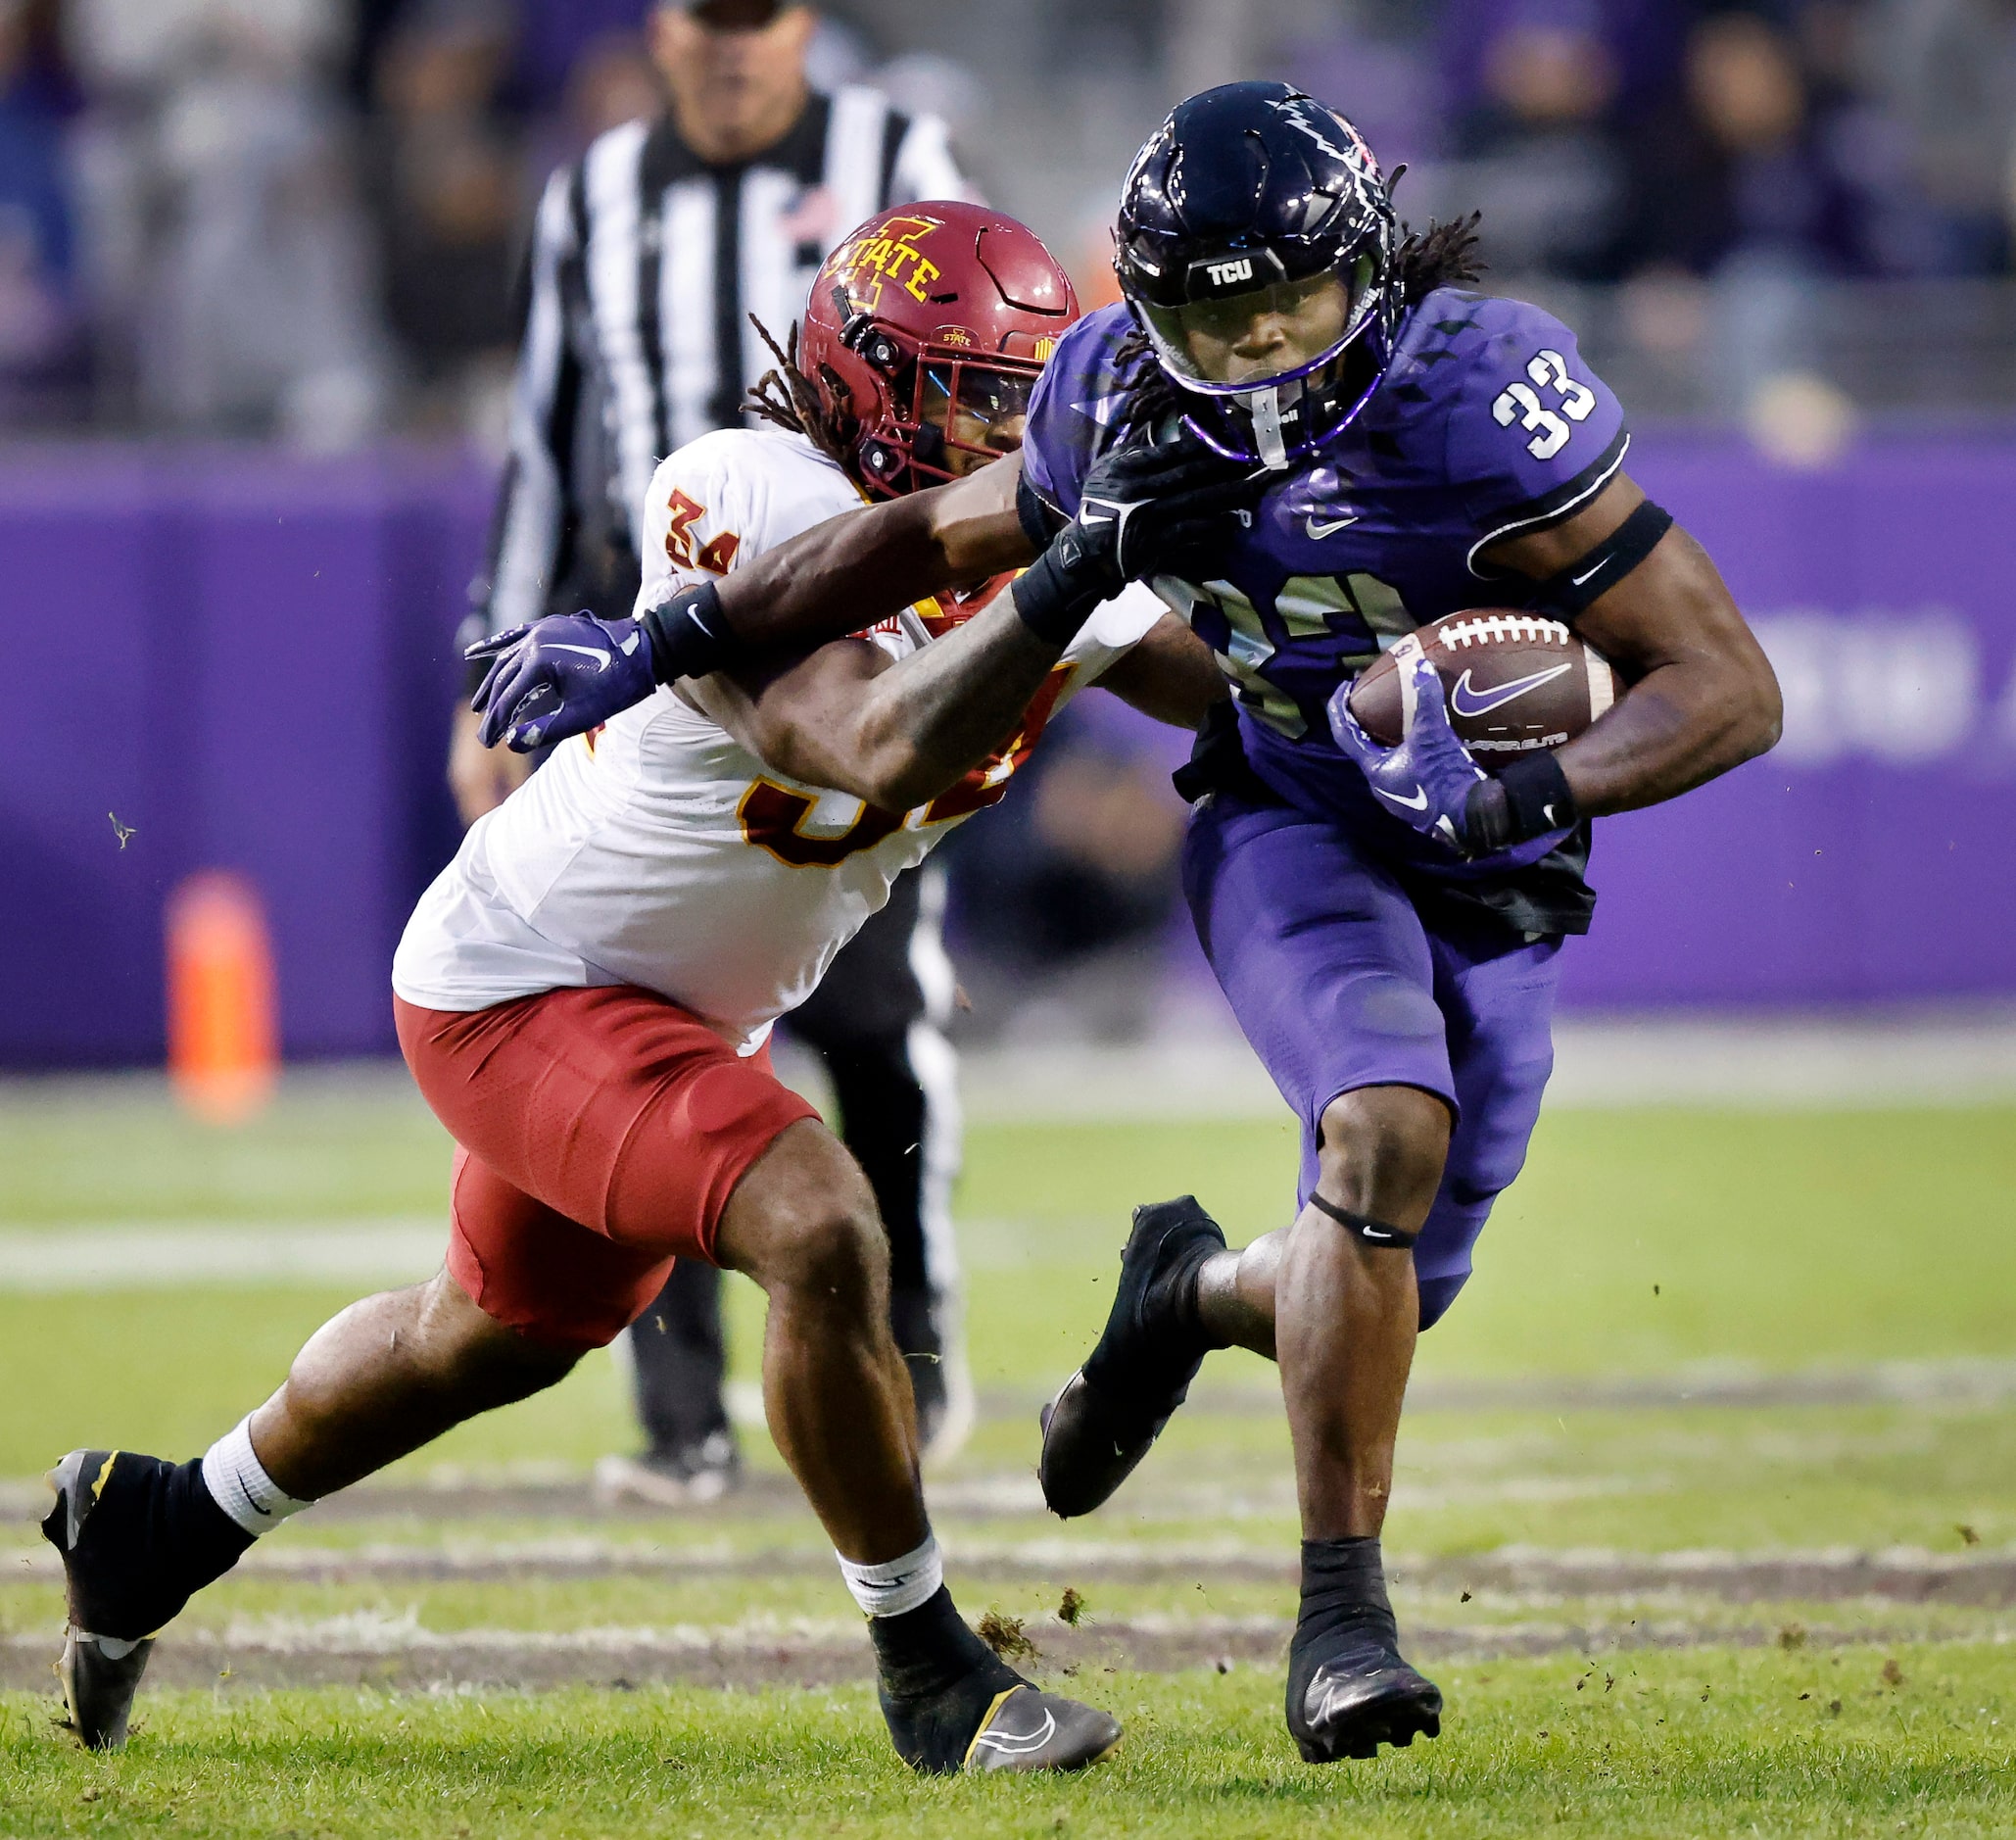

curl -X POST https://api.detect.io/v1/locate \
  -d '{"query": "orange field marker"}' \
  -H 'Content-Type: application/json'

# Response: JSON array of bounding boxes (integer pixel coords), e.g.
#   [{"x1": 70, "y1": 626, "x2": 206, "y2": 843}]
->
[{"x1": 166, "y1": 870, "x2": 279, "y2": 1125}]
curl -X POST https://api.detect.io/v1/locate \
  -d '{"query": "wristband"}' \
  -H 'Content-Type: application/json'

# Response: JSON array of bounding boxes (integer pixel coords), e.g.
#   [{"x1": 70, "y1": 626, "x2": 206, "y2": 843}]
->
[
  {"x1": 1464, "y1": 751, "x2": 1577, "y2": 852},
  {"x1": 1010, "y1": 542, "x2": 1104, "y2": 648},
  {"x1": 639, "y1": 580, "x2": 738, "y2": 684}
]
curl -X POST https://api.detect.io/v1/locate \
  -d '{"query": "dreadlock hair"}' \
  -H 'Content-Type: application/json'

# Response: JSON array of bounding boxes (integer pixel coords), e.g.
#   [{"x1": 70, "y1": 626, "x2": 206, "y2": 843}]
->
[
  {"x1": 1113, "y1": 212, "x2": 1487, "y2": 432},
  {"x1": 744, "y1": 315, "x2": 858, "y2": 472},
  {"x1": 1396, "y1": 212, "x2": 1484, "y2": 302}
]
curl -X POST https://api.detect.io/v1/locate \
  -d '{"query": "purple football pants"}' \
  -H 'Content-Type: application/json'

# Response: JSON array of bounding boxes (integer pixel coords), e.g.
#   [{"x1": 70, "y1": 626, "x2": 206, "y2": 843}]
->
[{"x1": 1182, "y1": 791, "x2": 1562, "y2": 1331}]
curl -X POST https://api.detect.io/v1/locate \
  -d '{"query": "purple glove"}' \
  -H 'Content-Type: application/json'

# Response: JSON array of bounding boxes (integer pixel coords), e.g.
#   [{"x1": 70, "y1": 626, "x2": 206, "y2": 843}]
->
[
  {"x1": 1328, "y1": 649, "x2": 1488, "y2": 853},
  {"x1": 467, "y1": 611, "x2": 656, "y2": 751}
]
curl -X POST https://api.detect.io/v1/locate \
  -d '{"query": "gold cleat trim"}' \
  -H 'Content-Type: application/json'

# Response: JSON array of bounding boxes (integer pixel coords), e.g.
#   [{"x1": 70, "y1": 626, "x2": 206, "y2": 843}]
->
[
  {"x1": 962, "y1": 1687, "x2": 1023, "y2": 1770},
  {"x1": 92, "y1": 1452, "x2": 118, "y2": 1503}
]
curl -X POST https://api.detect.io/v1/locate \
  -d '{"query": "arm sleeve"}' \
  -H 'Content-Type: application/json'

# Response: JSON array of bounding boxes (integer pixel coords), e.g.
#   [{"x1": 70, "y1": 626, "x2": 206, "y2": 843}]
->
[
  {"x1": 479, "y1": 165, "x2": 586, "y2": 639},
  {"x1": 1437, "y1": 299, "x2": 1630, "y2": 577}
]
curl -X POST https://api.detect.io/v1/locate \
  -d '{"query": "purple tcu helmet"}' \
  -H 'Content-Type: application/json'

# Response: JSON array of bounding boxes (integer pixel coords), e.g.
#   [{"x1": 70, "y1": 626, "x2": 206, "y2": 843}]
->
[{"x1": 1115, "y1": 80, "x2": 1401, "y2": 468}]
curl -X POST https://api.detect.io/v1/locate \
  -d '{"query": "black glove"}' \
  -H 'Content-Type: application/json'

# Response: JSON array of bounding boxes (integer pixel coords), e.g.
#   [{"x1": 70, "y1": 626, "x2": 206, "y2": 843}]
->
[{"x1": 1014, "y1": 436, "x2": 1264, "y2": 645}]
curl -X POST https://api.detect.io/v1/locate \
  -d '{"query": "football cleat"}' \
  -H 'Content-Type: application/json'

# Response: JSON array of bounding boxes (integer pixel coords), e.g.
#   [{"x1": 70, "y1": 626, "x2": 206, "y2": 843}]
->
[
  {"x1": 873, "y1": 1586, "x2": 1122, "y2": 1775},
  {"x1": 42, "y1": 1450, "x2": 182, "y2": 1750},
  {"x1": 53, "y1": 1627, "x2": 154, "y2": 1754},
  {"x1": 1038, "y1": 1196, "x2": 1224, "y2": 1518},
  {"x1": 963, "y1": 1684, "x2": 1123, "y2": 1773},
  {"x1": 42, "y1": 1446, "x2": 255, "y2": 1751},
  {"x1": 1286, "y1": 1630, "x2": 1443, "y2": 1764},
  {"x1": 592, "y1": 1429, "x2": 743, "y2": 1508}
]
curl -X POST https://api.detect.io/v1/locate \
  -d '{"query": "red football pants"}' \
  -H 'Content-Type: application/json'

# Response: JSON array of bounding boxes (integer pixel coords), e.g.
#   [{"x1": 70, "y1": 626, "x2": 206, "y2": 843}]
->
[{"x1": 394, "y1": 986, "x2": 819, "y2": 1349}]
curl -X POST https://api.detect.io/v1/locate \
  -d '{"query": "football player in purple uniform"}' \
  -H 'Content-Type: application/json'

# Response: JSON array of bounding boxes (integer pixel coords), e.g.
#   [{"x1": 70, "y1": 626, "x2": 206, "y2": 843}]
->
[{"x1": 463, "y1": 83, "x2": 1782, "y2": 1763}]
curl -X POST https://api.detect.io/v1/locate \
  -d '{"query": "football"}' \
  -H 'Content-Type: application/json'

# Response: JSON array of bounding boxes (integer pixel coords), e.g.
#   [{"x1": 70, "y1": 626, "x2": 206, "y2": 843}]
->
[{"x1": 1346, "y1": 610, "x2": 1622, "y2": 761}]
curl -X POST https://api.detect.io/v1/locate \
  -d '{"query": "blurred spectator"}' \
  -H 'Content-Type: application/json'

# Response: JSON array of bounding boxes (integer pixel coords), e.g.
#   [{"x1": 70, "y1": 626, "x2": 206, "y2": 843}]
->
[
  {"x1": 1448, "y1": 5, "x2": 1631, "y2": 283},
  {"x1": 508, "y1": 0, "x2": 650, "y2": 117},
  {"x1": 66, "y1": 0, "x2": 390, "y2": 444},
  {"x1": 0, "y1": 0, "x2": 84, "y2": 415},
  {"x1": 1617, "y1": 9, "x2": 1864, "y2": 425},
  {"x1": 1858, "y1": 0, "x2": 2016, "y2": 275},
  {"x1": 367, "y1": 0, "x2": 523, "y2": 440},
  {"x1": 1440, "y1": 0, "x2": 1690, "y2": 123}
]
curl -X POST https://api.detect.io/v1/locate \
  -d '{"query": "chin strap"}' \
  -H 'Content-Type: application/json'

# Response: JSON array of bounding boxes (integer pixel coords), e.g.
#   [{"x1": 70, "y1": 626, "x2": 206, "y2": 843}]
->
[
  {"x1": 1307, "y1": 1191, "x2": 1418, "y2": 1249},
  {"x1": 1246, "y1": 383, "x2": 1291, "y2": 469}
]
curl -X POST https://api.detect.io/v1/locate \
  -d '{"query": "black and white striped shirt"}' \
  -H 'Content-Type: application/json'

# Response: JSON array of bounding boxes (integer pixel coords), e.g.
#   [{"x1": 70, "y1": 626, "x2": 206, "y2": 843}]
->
[{"x1": 480, "y1": 86, "x2": 967, "y2": 638}]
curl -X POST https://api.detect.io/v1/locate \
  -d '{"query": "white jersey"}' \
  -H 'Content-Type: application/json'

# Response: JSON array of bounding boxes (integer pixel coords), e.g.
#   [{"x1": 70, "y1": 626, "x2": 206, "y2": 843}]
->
[{"x1": 394, "y1": 428, "x2": 1162, "y2": 1053}]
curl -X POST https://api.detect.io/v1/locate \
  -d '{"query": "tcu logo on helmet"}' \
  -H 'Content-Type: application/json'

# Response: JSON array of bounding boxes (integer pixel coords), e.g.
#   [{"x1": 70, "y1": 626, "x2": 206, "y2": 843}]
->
[{"x1": 1204, "y1": 258, "x2": 1255, "y2": 289}]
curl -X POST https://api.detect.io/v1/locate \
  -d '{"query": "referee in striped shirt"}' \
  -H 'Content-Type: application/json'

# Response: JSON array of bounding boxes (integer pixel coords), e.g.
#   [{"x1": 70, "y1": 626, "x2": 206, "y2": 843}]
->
[{"x1": 451, "y1": 0, "x2": 973, "y2": 1505}]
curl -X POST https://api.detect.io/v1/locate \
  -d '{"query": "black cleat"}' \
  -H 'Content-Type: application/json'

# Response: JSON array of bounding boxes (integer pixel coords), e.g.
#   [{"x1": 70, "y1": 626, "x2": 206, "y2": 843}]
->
[
  {"x1": 962, "y1": 1683, "x2": 1124, "y2": 1773},
  {"x1": 41, "y1": 1448, "x2": 252, "y2": 1751},
  {"x1": 1038, "y1": 1196, "x2": 1224, "y2": 1518},
  {"x1": 872, "y1": 1586, "x2": 1122, "y2": 1775},
  {"x1": 1287, "y1": 1632, "x2": 1443, "y2": 1762},
  {"x1": 1286, "y1": 1534, "x2": 1442, "y2": 1762}
]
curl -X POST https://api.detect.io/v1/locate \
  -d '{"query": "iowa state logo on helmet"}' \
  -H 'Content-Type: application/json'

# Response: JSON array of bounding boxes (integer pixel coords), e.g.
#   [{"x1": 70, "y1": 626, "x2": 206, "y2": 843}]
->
[{"x1": 825, "y1": 213, "x2": 946, "y2": 312}]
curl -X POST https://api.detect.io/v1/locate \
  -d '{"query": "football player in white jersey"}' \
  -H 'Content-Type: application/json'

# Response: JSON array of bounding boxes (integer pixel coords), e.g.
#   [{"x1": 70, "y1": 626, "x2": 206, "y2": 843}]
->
[{"x1": 40, "y1": 203, "x2": 1246, "y2": 1773}]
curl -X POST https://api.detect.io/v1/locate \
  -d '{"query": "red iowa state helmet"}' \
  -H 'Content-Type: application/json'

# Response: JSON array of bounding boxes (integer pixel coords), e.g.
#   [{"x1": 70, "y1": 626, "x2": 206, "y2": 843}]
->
[{"x1": 797, "y1": 200, "x2": 1080, "y2": 496}]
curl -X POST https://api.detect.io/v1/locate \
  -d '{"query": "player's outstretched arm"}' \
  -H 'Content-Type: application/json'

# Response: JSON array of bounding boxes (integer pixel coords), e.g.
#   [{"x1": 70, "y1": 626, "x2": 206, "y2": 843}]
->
[
  {"x1": 1481, "y1": 475, "x2": 1783, "y2": 816},
  {"x1": 695, "y1": 590, "x2": 1075, "y2": 814},
  {"x1": 676, "y1": 434, "x2": 1262, "y2": 671}
]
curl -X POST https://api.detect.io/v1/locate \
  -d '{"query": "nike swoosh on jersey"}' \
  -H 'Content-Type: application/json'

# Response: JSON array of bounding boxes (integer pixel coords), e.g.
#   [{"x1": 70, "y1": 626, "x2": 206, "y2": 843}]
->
[
  {"x1": 1306, "y1": 513, "x2": 1360, "y2": 539},
  {"x1": 547, "y1": 643, "x2": 612, "y2": 672},
  {"x1": 1374, "y1": 784, "x2": 1430, "y2": 811},
  {"x1": 1448, "y1": 662, "x2": 1573, "y2": 719}
]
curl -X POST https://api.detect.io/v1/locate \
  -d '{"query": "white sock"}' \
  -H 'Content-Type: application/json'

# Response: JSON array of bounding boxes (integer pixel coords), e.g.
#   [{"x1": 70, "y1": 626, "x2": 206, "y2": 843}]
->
[
  {"x1": 200, "y1": 1417, "x2": 312, "y2": 1537},
  {"x1": 837, "y1": 1534, "x2": 943, "y2": 1619}
]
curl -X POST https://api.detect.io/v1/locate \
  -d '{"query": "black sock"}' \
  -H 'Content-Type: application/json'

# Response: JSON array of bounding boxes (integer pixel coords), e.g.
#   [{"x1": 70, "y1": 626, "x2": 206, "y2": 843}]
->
[
  {"x1": 173, "y1": 1459, "x2": 257, "y2": 1583},
  {"x1": 1290, "y1": 1535, "x2": 1398, "y2": 1668},
  {"x1": 1144, "y1": 1234, "x2": 1222, "y2": 1351},
  {"x1": 870, "y1": 1586, "x2": 1023, "y2": 1774}
]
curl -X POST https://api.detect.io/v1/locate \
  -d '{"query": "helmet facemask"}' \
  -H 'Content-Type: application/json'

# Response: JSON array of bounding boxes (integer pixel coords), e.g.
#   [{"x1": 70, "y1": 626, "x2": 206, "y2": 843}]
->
[
  {"x1": 901, "y1": 352, "x2": 1040, "y2": 486},
  {"x1": 1133, "y1": 234, "x2": 1396, "y2": 469}
]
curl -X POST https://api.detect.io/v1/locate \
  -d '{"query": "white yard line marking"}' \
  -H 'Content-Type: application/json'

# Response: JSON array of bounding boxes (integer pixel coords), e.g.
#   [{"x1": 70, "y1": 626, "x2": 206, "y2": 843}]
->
[{"x1": 0, "y1": 1222, "x2": 444, "y2": 1290}]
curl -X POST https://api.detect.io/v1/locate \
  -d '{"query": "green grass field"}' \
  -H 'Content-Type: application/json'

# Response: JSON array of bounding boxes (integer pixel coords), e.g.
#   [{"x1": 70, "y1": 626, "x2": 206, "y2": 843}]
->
[{"x1": 2, "y1": 1074, "x2": 2013, "y2": 1837}]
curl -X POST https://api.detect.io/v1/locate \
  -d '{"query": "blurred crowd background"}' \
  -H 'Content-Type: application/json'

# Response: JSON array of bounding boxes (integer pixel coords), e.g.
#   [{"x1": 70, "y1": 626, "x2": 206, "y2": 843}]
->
[
  {"x1": 6, "y1": 0, "x2": 2015, "y2": 446},
  {"x1": 5, "y1": 0, "x2": 2013, "y2": 1061}
]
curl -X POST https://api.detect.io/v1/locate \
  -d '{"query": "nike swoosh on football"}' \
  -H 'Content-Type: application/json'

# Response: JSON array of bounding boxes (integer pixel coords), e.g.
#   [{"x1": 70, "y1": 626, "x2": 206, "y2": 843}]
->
[
  {"x1": 1306, "y1": 513, "x2": 1360, "y2": 539},
  {"x1": 1448, "y1": 662, "x2": 1573, "y2": 719},
  {"x1": 548, "y1": 643, "x2": 611, "y2": 672},
  {"x1": 974, "y1": 1709, "x2": 1059, "y2": 1756},
  {"x1": 1375, "y1": 784, "x2": 1430, "y2": 811}
]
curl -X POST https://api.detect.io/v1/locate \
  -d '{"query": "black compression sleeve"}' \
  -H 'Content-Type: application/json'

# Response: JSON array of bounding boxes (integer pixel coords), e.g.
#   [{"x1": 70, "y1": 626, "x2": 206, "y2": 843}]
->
[{"x1": 638, "y1": 580, "x2": 738, "y2": 684}]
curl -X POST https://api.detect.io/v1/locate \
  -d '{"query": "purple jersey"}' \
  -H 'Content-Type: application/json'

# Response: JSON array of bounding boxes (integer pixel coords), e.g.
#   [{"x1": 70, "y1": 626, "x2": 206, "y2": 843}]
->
[{"x1": 1024, "y1": 288, "x2": 1627, "y2": 933}]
